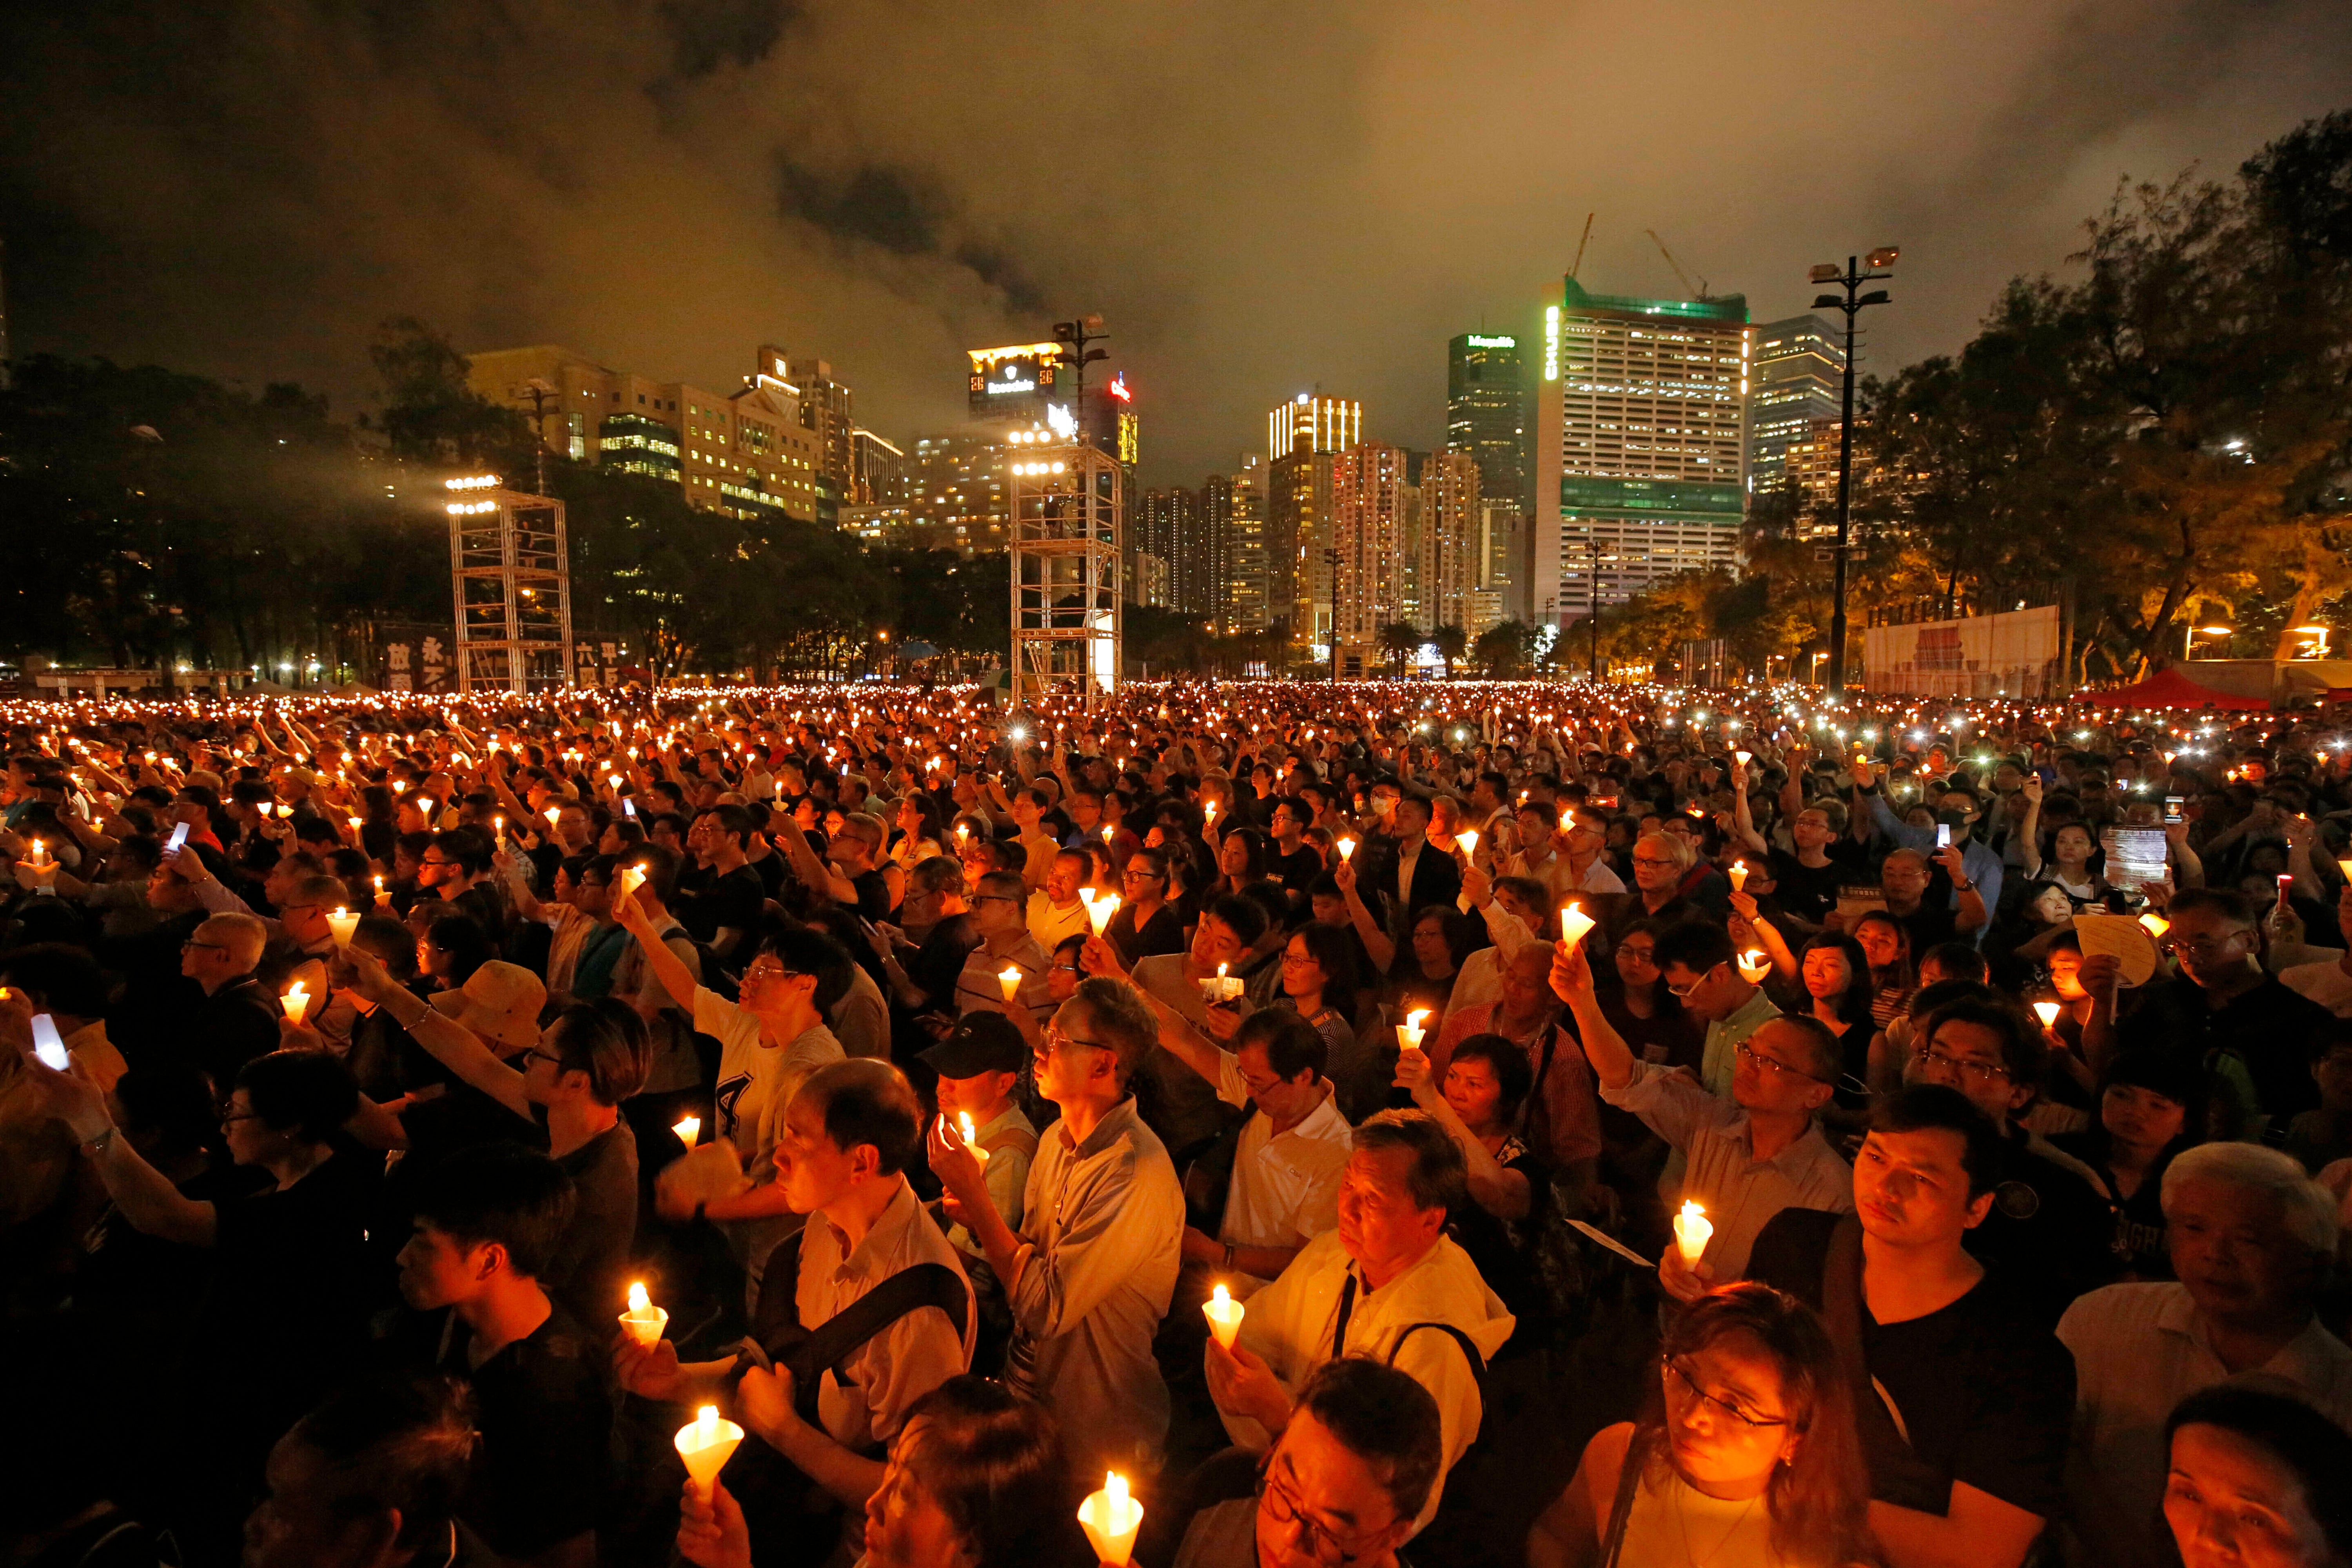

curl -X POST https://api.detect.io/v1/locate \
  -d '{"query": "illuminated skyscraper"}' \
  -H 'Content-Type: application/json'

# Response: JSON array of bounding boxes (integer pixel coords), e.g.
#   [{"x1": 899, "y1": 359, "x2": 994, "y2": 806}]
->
[
  {"x1": 1213, "y1": 455, "x2": 1268, "y2": 634},
  {"x1": 1417, "y1": 449, "x2": 1483, "y2": 635},
  {"x1": 1330, "y1": 444, "x2": 1411, "y2": 659},
  {"x1": 1267, "y1": 394, "x2": 1361, "y2": 461},
  {"x1": 1530, "y1": 278, "x2": 1751, "y2": 632},
  {"x1": 1745, "y1": 316, "x2": 1843, "y2": 498}
]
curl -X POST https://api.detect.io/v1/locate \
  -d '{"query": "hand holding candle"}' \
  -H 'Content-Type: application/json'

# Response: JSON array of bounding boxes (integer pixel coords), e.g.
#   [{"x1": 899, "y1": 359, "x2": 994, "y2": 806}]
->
[
  {"x1": 1728, "y1": 860, "x2": 1748, "y2": 892},
  {"x1": 1673, "y1": 1200, "x2": 1713, "y2": 1265},
  {"x1": 2033, "y1": 1000, "x2": 2062, "y2": 1030},
  {"x1": 956, "y1": 1111, "x2": 990, "y2": 1165},
  {"x1": 1078, "y1": 1472, "x2": 1144, "y2": 1567},
  {"x1": 619, "y1": 1280, "x2": 668, "y2": 1348},
  {"x1": 326, "y1": 907, "x2": 360, "y2": 948},
  {"x1": 674, "y1": 1405, "x2": 744, "y2": 1498},
  {"x1": 281, "y1": 980, "x2": 310, "y2": 1024},
  {"x1": 1087, "y1": 893, "x2": 1120, "y2": 937},
  {"x1": 1203, "y1": 1283, "x2": 1245, "y2": 1350},
  {"x1": 997, "y1": 965, "x2": 1023, "y2": 1002},
  {"x1": 1560, "y1": 904, "x2": 1596, "y2": 951},
  {"x1": 1396, "y1": 1007, "x2": 1431, "y2": 1056}
]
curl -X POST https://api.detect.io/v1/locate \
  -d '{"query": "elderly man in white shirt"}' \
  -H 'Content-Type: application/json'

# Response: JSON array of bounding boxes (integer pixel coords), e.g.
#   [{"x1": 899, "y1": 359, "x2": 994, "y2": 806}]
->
[
  {"x1": 929, "y1": 975, "x2": 1184, "y2": 1484},
  {"x1": 2059, "y1": 1141, "x2": 2352, "y2": 1568},
  {"x1": 1204, "y1": 1111, "x2": 1517, "y2": 1533}
]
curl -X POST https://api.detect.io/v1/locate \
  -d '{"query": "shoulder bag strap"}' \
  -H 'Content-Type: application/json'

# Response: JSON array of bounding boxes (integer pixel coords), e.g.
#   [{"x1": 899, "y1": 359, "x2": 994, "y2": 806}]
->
[
  {"x1": 785, "y1": 1263, "x2": 972, "y2": 1426},
  {"x1": 1596, "y1": 1427, "x2": 1649, "y2": 1568}
]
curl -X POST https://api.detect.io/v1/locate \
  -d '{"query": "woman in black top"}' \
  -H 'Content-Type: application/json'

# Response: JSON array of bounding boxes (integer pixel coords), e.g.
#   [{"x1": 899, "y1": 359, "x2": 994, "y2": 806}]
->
[
  {"x1": 1103, "y1": 846, "x2": 1185, "y2": 967},
  {"x1": 2052, "y1": 1050, "x2": 2206, "y2": 1283}
]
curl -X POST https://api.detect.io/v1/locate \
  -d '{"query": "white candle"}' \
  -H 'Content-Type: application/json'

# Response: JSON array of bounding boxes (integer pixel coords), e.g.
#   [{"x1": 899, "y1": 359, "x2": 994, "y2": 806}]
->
[
  {"x1": 326, "y1": 907, "x2": 360, "y2": 948},
  {"x1": 1736, "y1": 950, "x2": 1771, "y2": 984},
  {"x1": 673, "y1": 1116, "x2": 700, "y2": 1149},
  {"x1": 1728, "y1": 860, "x2": 1748, "y2": 892},
  {"x1": 619, "y1": 1281, "x2": 668, "y2": 1348},
  {"x1": 1203, "y1": 1283, "x2": 1245, "y2": 1349},
  {"x1": 1560, "y1": 905, "x2": 1596, "y2": 950},
  {"x1": 1396, "y1": 1007, "x2": 1432, "y2": 1055},
  {"x1": 2140, "y1": 913, "x2": 2170, "y2": 938},
  {"x1": 1336, "y1": 837, "x2": 1355, "y2": 862},
  {"x1": 281, "y1": 981, "x2": 310, "y2": 1024},
  {"x1": 674, "y1": 1405, "x2": 744, "y2": 1497},
  {"x1": 1674, "y1": 1200, "x2": 1713, "y2": 1265},
  {"x1": 997, "y1": 965, "x2": 1023, "y2": 1002},
  {"x1": 2033, "y1": 1001, "x2": 2062, "y2": 1030},
  {"x1": 956, "y1": 1111, "x2": 989, "y2": 1165},
  {"x1": 1087, "y1": 894, "x2": 1120, "y2": 937},
  {"x1": 1735, "y1": 750, "x2": 1753, "y2": 766},
  {"x1": 619, "y1": 864, "x2": 646, "y2": 898},
  {"x1": 1078, "y1": 1471, "x2": 1145, "y2": 1567},
  {"x1": 1456, "y1": 828, "x2": 1479, "y2": 857}
]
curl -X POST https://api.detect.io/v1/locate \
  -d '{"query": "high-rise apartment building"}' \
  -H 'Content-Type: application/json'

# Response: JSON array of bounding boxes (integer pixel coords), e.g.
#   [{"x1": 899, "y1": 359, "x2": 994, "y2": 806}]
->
[
  {"x1": 1212, "y1": 456, "x2": 1268, "y2": 635},
  {"x1": 1136, "y1": 486, "x2": 1199, "y2": 610},
  {"x1": 785, "y1": 355, "x2": 857, "y2": 498},
  {"x1": 1417, "y1": 449, "x2": 1483, "y2": 635},
  {"x1": 1267, "y1": 395, "x2": 1361, "y2": 461},
  {"x1": 465, "y1": 343, "x2": 828, "y2": 525},
  {"x1": 1330, "y1": 445, "x2": 1411, "y2": 655},
  {"x1": 1745, "y1": 316, "x2": 1844, "y2": 498},
  {"x1": 895, "y1": 432, "x2": 1015, "y2": 553},
  {"x1": 851, "y1": 429, "x2": 908, "y2": 505},
  {"x1": 1530, "y1": 278, "x2": 1751, "y2": 629}
]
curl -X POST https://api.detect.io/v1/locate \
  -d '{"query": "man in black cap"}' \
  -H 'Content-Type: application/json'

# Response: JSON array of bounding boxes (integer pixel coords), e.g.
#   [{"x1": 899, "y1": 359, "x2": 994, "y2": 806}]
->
[{"x1": 921, "y1": 1013, "x2": 1038, "y2": 1241}]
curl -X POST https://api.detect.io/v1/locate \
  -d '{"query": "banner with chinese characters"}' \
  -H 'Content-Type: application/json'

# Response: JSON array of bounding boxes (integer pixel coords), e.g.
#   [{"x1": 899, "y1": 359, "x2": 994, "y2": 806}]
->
[
  {"x1": 378, "y1": 625, "x2": 454, "y2": 693},
  {"x1": 1863, "y1": 605, "x2": 2061, "y2": 699}
]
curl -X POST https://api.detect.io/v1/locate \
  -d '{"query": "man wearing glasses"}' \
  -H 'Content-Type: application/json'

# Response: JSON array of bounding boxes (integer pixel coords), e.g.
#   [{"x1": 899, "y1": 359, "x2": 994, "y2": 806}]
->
[
  {"x1": 927, "y1": 976, "x2": 1183, "y2": 1486},
  {"x1": 1173, "y1": 1358, "x2": 1443, "y2": 1568},
  {"x1": 1903, "y1": 995, "x2": 2114, "y2": 1327},
  {"x1": 1654, "y1": 920, "x2": 1782, "y2": 1100},
  {"x1": 1552, "y1": 938, "x2": 1851, "y2": 1283},
  {"x1": 951, "y1": 870, "x2": 1054, "y2": 1024}
]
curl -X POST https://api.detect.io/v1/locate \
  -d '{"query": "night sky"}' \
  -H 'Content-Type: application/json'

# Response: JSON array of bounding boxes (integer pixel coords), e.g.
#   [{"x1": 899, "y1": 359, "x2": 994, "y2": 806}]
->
[{"x1": 4, "y1": 0, "x2": 2350, "y2": 483}]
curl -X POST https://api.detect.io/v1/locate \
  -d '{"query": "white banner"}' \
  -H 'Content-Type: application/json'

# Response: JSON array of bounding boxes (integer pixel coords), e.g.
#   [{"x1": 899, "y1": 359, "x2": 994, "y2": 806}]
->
[{"x1": 1863, "y1": 605, "x2": 2061, "y2": 698}]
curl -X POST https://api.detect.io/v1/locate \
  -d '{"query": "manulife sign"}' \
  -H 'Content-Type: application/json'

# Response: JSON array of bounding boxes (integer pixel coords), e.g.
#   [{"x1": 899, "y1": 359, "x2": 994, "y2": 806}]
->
[{"x1": 1465, "y1": 334, "x2": 1516, "y2": 348}]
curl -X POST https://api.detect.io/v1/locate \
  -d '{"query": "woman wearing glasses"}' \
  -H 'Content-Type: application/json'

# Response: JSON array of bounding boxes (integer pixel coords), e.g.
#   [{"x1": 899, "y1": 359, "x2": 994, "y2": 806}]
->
[
  {"x1": 1528, "y1": 1283, "x2": 1875, "y2": 1568},
  {"x1": 1103, "y1": 847, "x2": 1185, "y2": 968}
]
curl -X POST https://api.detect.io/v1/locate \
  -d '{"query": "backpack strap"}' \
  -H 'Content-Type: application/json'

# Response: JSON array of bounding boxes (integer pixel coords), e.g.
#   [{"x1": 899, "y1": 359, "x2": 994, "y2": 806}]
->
[
  {"x1": 981, "y1": 1125, "x2": 1039, "y2": 1163},
  {"x1": 782, "y1": 1263, "x2": 971, "y2": 1428},
  {"x1": 1596, "y1": 1427, "x2": 1649, "y2": 1568},
  {"x1": 1820, "y1": 1214, "x2": 1948, "y2": 1511}
]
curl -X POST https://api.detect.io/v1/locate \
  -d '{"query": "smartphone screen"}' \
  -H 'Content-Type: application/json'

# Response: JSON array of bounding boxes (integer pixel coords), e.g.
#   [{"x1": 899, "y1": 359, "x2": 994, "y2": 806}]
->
[
  {"x1": 2163, "y1": 795, "x2": 2184, "y2": 825},
  {"x1": 31, "y1": 1013, "x2": 69, "y2": 1072},
  {"x1": 166, "y1": 821, "x2": 190, "y2": 851},
  {"x1": 1936, "y1": 823, "x2": 1952, "y2": 849}
]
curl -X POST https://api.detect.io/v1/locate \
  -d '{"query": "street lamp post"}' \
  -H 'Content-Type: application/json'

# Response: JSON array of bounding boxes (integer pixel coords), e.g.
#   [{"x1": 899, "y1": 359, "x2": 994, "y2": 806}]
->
[
  {"x1": 1583, "y1": 536, "x2": 1619, "y2": 683},
  {"x1": 1809, "y1": 247, "x2": 1899, "y2": 697},
  {"x1": 1322, "y1": 546, "x2": 1342, "y2": 682}
]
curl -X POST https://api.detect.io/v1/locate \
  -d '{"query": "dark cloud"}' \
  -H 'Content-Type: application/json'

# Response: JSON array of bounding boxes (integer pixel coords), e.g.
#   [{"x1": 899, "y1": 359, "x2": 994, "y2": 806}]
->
[{"x1": 2, "y1": 1, "x2": 2348, "y2": 482}]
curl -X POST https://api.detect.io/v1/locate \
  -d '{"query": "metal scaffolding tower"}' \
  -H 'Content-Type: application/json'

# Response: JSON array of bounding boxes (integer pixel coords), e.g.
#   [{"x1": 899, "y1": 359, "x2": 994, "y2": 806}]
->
[
  {"x1": 1008, "y1": 437, "x2": 1121, "y2": 710},
  {"x1": 445, "y1": 475, "x2": 575, "y2": 694}
]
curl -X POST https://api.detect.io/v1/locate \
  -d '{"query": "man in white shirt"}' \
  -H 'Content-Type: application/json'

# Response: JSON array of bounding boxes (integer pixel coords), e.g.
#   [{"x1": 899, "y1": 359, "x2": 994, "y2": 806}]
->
[
  {"x1": 1552, "y1": 940, "x2": 1853, "y2": 1281},
  {"x1": 2059, "y1": 1141, "x2": 2352, "y2": 1568},
  {"x1": 622, "y1": 898, "x2": 849, "y2": 1296},
  {"x1": 1206, "y1": 1112, "x2": 1517, "y2": 1532},
  {"x1": 929, "y1": 976, "x2": 1183, "y2": 1483},
  {"x1": 1027, "y1": 848, "x2": 1093, "y2": 951},
  {"x1": 1442, "y1": 867, "x2": 1546, "y2": 1017}
]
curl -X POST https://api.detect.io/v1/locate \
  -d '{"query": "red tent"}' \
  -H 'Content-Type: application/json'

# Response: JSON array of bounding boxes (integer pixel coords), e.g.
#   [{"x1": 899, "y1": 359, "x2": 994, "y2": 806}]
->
[{"x1": 2081, "y1": 666, "x2": 2269, "y2": 711}]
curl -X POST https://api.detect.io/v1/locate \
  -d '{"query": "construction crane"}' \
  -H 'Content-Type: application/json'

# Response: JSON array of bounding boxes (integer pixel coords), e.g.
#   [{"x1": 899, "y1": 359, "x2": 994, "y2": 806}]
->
[
  {"x1": 1570, "y1": 213, "x2": 1595, "y2": 279},
  {"x1": 1644, "y1": 229, "x2": 1709, "y2": 300}
]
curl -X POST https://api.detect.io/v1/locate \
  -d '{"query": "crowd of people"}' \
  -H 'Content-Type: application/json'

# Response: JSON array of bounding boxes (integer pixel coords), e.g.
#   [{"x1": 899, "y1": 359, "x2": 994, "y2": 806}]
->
[{"x1": 2, "y1": 676, "x2": 2350, "y2": 1568}]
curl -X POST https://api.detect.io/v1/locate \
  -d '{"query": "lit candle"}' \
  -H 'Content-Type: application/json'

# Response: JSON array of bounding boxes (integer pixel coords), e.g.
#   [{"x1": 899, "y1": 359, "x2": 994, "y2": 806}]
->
[
  {"x1": 2033, "y1": 1001, "x2": 2061, "y2": 1030},
  {"x1": 347, "y1": 814, "x2": 363, "y2": 833},
  {"x1": 26, "y1": 840, "x2": 46, "y2": 867},
  {"x1": 544, "y1": 806, "x2": 561, "y2": 831},
  {"x1": 2140, "y1": 912, "x2": 2170, "y2": 938},
  {"x1": 1735, "y1": 749, "x2": 1752, "y2": 766},
  {"x1": 373, "y1": 874, "x2": 390, "y2": 908},
  {"x1": 619, "y1": 864, "x2": 647, "y2": 898},
  {"x1": 1203, "y1": 1283, "x2": 1245, "y2": 1349},
  {"x1": 956, "y1": 1111, "x2": 990, "y2": 1165},
  {"x1": 1673, "y1": 1200, "x2": 1714, "y2": 1265},
  {"x1": 1077, "y1": 1472, "x2": 1144, "y2": 1567},
  {"x1": 1087, "y1": 894, "x2": 1120, "y2": 937},
  {"x1": 281, "y1": 980, "x2": 310, "y2": 1024},
  {"x1": 326, "y1": 907, "x2": 360, "y2": 947},
  {"x1": 619, "y1": 1281, "x2": 668, "y2": 1348},
  {"x1": 1456, "y1": 828, "x2": 1479, "y2": 858},
  {"x1": 997, "y1": 965, "x2": 1023, "y2": 1002},
  {"x1": 1560, "y1": 904, "x2": 1596, "y2": 950},
  {"x1": 1728, "y1": 860, "x2": 1748, "y2": 892},
  {"x1": 1205, "y1": 801, "x2": 1218, "y2": 823},
  {"x1": 1336, "y1": 835, "x2": 1356, "y2": 862},
  {"x1": 673, "y1": 1116, "x2": 700, "y2": 1149},
  {"x1": 674, "y1": 1405, "x2": 744, "y2": 1499},
  {"x1": 955, "y1": 823, "x2": 969, "y2": 848},
  {"x1": 1736, "y1": 950, "x2": 1771, "y2": 984},
  {"x1": 2337, "y1": 857, "x2": 2352, "y2": 884},
  {"x1": 1397, "y1": 1007, "x2": 1432, "y2": 1055}
]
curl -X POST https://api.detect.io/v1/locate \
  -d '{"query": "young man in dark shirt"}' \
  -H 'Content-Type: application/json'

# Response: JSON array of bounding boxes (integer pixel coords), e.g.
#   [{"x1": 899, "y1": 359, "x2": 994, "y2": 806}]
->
[
  {"x1": 678, "y1": 804, "x2": 767, "y2": 963},
  {"x1": 1733, "y1": 1085, "x2": 2075, "y2": 1568},
  {"x1": 390, "y1": 1143, "x2": 608, "y2": 1568}
]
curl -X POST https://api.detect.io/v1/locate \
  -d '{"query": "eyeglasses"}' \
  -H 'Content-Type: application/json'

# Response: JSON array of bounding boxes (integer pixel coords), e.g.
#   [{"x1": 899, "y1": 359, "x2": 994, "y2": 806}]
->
[
  {"x1": 1663, "y1": 1356, "x2": 1788, "y2": 1431},
  {"x1": 1632, "y1": 854, "x2": 1680, "y2": 869},
  {"x1": 1919, "y1": 1048, "x2": 2012, "y2": 1086},
  {"x1": 1736, "y1": 1039, "x2": 1829, "y2": 1083},
  {"x1": 973, "y1": 894, "x2": 1022, "y2": 907},
  {"x1": 181, "y1": 940, "x2": 227, "y2": 953},
  {"x1": 742, "y1": 962, "x2": 805, "y2": 985},
  {"x1": 220, "y1": 1107, "x2": 264, "y2": 1126},
  {"x1": 523, "y1": 1047, "x2": 570, "y2": 1070},
  {"x1": 1258, "y1": 1461, "x2": 1390, "y2": 1566},
  {"x1": 1665, "y1": 964, "x2": 1722, "y2": 1000},
  {"x1": 1042, "y1": 1026, "x2": 1110, "y2": 1056}
]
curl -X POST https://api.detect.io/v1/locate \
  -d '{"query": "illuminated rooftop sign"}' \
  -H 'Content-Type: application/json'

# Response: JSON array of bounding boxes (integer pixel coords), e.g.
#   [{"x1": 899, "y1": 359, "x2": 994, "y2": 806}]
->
[{"x1": 1466, "y1": 335, "x2": 1517, "y2": 348}]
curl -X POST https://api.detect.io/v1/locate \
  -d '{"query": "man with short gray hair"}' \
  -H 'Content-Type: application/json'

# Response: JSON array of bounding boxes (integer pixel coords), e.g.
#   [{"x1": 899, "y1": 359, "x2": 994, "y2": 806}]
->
[
  {"x1": 2059, "y1": 1139, "x2": 2352, "y2": 1568},
  {"x1": 182, "y1": 911, "x2": 279, "y2": 1091},
  {"x1": 1203, "y1": 1109, "x2": 1516, "y2": 1530}
]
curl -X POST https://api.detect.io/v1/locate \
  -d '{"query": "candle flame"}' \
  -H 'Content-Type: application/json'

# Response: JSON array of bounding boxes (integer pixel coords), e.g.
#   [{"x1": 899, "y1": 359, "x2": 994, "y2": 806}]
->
[
  {"x1": 1106, "y1": 1472, "x2": 1129, "y2": 1508},
  {"x1": 1212, "y1": 1284, "x2": 1231, "y2": 1309},
  {"x1": 958, "y1": 1111, "x2": 978, "y2": 1145},
  {"x1": 628, "y1": 1281, "x2": 650, "y2": 1312},
  {"x1": 1682, "y1": 1200, "x2": 1705, "y2": 1223}
]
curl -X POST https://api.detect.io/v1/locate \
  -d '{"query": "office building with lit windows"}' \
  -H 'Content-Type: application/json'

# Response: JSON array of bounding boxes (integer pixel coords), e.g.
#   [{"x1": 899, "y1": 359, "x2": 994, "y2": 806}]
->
[
  {"x1": 465, "y1": 342, "x2": 830, "y2": 525},
  {"x1": 1212, "y1": 455, "x2": 1268, "y2": 634},
  {"x1": 1530, "y1": 279, "x2": 1751, "y2": 631},
  {"x1": 1265, "y1": 396, "x2": 1361, "y2": 648},
  {"x1": 1446, "y1": 334, "x2": 1528, "y2": 616},
  {"x1": 1330, "y1": 444, "x2": 1411, "y2": 657},
  {"x1": 1745, "y1": 316, "x2": 1844, "y2": 498}
]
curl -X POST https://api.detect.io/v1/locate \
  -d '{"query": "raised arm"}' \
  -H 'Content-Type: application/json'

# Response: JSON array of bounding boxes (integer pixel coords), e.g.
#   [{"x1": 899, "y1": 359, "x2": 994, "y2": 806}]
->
[
  {"x1": 23, "y1": 1051, "x2": 218, "y2": 1247},
  {"x1": 345, "y1": 946, "x2": 532, "y2": 1123},
  {"x1": 612, "y1": 887, "x2": 702, "y2": 1015},
  {"x1": 1333, "y1": 858, "x2": 1397, "y2": 973},
  {"x1": 1548, "y1": 940, "x2": 1636, "y2": 1095}
]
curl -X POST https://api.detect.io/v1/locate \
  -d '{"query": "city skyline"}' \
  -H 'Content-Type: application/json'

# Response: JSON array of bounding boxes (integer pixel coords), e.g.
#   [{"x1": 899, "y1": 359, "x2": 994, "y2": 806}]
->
[{"x1": 4, "y1": 5, "x2": 2344, "y2": 486}]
